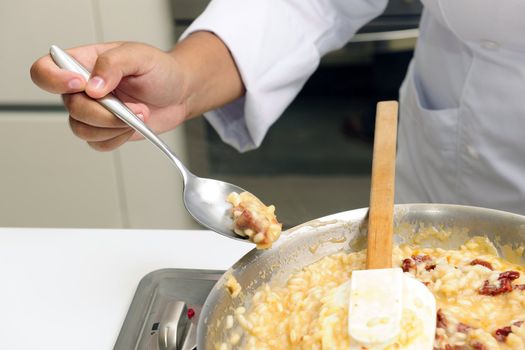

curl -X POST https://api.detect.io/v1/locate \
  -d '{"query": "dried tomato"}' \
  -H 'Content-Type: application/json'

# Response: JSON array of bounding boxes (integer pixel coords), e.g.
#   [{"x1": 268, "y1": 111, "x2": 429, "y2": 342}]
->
[
  {"x1": 493, "y1": 321, "x2": 525, "y2": 342},
  {"x1": 401, "y1": 258, "x2": 414, "y2": 272},
  {"x1": 470, "y1": 259, "x2": 494, "y2": 270},
  {"x1": 235, "y1": 209, "x2": 254, "y2": 229},
  {"x1": 405, "y1": 254, "x2": 437, "y2": 272},
  {"x1": 436, "y1": 309, "x2": 447, "y2": 329},
  {"x1": 494, "y1": 326, "x2": 512, "y2": 342},
  {"x1": 479, "y1": 270, "x2": 520, "y2": 296},
  {"x1": 425, "y1": 263, "x2": 437, "y2": 271},
  {"x1": 499, "y1": 270, "x2": 520, "y2": 281},
  {"x1": 235, "y1": 210, "x2": 259, "y2": 231},
  {"x1": 479, "y1": 278, "x2": 513, "y2": 296}
]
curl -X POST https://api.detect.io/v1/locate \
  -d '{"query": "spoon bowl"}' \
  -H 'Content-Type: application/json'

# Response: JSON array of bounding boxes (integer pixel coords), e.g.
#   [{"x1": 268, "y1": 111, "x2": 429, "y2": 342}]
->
[
  {"x1": 50, "y1": 45, "x2": 249, "y2": 242},
  {"x1": 183, "y1": 175, "x2": 248, "y2": 241}
]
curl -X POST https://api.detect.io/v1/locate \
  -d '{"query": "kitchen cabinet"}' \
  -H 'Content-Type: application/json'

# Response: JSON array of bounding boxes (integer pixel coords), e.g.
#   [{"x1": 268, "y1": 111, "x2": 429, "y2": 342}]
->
[
  {"x1": 0, "y1": 0, "x2": 198, "y2": 229},
  {"x1": 0, "y1": 112, "x2": 197, "y2": 229},
  {"x1": 94, "y1": 0, "x2": 196, "y2": 229},
  {"x1": 0, "y1": 111, "x2": 124, "y2": 228},
  {"x1": 0, "y1": 0, "x2": 99, "y2": 104},
  {"x1": 116, "y1": 128, "x2": 197, "y2": 229}
]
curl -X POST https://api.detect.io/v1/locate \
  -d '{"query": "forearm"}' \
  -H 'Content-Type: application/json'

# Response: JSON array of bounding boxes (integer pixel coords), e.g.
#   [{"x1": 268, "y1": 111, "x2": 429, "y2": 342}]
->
[{"x1": 170, "y1": 31, "x2": 245, "y2": 118}]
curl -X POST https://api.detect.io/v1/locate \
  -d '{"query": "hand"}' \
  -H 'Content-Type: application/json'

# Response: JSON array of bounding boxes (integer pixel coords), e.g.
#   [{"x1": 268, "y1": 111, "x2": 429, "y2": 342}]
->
[
  {"x1": 31, "y1": 33, "x2": 245, "y2": 152},
  {"x1": 30, "y1": 42, "x2": 190, "y2": 151}
]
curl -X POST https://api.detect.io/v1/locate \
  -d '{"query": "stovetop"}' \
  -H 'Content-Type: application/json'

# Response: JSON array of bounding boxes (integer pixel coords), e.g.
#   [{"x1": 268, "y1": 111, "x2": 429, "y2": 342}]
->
[{"x1": 114, "y1": 269, "x2": 224, "y2": 350}]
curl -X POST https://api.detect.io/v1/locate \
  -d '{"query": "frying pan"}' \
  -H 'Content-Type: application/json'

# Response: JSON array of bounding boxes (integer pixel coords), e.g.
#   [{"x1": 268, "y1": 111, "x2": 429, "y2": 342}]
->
[{"x1": 197, "y1": 203, "x2": 525, "y2": 348}]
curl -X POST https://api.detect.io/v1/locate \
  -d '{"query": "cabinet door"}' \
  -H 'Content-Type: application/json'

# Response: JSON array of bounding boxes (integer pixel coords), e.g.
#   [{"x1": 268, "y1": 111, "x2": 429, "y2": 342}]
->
[
  {"x1": 0, "y1": 0, "x2": 98, "y2": 104},
  {"x1": 98, "y1": 0, "x2": 198, "y2": 229},
  {"x1": 0, "y1": 111, "x2": 124, "y2": 228},
  {"x1": 116, "y1": 127, "x2": 199, "y2": 229},
  {"x1": 97, "y1": 0, "x2": 175, "y2": 50}
]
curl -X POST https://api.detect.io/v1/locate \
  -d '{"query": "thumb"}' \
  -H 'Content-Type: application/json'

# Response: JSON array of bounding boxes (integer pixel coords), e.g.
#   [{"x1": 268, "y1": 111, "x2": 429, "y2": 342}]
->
[
  {"x1": 85, "y1": 43, "x2": 153, "y2": 99},
  {"x1": 30, "y1": 54, "x2": 87, "y2": 94}
]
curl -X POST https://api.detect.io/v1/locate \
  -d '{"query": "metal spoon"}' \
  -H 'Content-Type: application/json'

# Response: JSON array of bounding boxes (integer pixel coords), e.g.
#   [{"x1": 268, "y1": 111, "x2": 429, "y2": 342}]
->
[{"x1": 49, "y1": 45, "x2": 248, "y2": 242}]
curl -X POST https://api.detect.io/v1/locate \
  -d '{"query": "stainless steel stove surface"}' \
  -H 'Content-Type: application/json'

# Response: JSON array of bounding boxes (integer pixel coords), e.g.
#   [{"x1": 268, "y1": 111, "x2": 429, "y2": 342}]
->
[{"x1": 114, "y1": 269, "x2": 224, "y2": 350}]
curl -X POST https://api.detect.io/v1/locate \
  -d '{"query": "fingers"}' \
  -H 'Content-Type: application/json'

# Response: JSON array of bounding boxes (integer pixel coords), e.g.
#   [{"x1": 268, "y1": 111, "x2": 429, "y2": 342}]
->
[
  {"x1": 30, "y1": 55, "x2": 86, "y2": 94},
  {"x1": 69, "y1": 118, "x2": 130, "y2": 142},
  {"x1": 85, "y1": 43, "x2": 156, "y2": 99},
  {"x1": 64, "y1": 92, "x2": 151, "y2": 151},
  {"x1": 31, "y1": 42, "x2": 161, "y2": 152},
  {"x1": 30, "y1": 43, "x2": 121, "y2": 95},
  {"x1": 87, "y1": 129, "x2": 135, "y2": 152},
  {"x1": 69, "y1": 114, "x2": 134, "y2": 151},
  {"x1": 62, "y1": 93, "x2": 128, "y2": 128}
]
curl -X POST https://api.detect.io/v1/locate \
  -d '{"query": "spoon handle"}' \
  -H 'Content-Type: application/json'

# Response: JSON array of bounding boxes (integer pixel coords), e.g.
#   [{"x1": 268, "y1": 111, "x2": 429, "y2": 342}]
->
[
  {"x1": 49, "y1": 45, "x2": 190, "y2": 182},
  {"x1": 366, "y1": 101, "x2": 398, "y2": 269}
]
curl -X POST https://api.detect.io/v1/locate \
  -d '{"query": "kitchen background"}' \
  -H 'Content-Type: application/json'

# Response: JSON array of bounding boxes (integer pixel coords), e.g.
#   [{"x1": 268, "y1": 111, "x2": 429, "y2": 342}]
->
[{"x1": 0, "y1": 0, "x2": 420, "y2": 230}]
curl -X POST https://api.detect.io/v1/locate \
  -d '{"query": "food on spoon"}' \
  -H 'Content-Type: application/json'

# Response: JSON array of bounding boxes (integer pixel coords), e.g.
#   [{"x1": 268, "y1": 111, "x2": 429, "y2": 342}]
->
[
  {"x1": 226, "y1": 191, "x2": 282, "y2": 249},
  {"x1": 220, "y1": 236, "x2": 525, "y2": 349}
]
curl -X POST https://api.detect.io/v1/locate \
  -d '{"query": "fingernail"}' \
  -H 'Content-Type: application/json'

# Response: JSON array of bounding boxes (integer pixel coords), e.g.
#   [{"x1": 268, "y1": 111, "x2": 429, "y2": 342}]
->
[
  {"x1": 136, "y1": 113, "x2": 144, "y2": 120},
  {"x1": 68, "y1": 78, "x2": 82, "y2": 90},
  {"x1": 88, "y1": 76, "x2": 105, "y2": 91}
]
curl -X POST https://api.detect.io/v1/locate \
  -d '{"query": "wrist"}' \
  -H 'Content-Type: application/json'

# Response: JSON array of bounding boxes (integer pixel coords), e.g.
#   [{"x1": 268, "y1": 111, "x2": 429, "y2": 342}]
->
[
  {"x1": 165, "y1": 50, "x2": 193, "y2": 121},
  {"x1": 169, "y1": 31, "x2": 245, "y2": 119}
]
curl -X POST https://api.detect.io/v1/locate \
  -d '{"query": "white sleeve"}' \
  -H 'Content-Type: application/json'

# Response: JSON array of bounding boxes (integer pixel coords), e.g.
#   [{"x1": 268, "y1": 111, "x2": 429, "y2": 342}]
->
[{"x1": 180, "y1": 0, "x2": 388, "y2": 152}]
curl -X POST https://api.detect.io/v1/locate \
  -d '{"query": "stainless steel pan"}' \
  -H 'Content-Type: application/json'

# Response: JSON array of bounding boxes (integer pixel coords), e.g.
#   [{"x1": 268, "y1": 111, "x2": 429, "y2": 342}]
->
[{"x1": 197, "y1": 203, "x2": 525, "y2": 348}]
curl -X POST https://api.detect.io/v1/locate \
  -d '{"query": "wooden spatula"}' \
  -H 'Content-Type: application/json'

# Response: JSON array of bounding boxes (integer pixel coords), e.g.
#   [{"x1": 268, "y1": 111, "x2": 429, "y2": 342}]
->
[{"x1": 347, "y1": 101, "x2": 436, "y2": 349}]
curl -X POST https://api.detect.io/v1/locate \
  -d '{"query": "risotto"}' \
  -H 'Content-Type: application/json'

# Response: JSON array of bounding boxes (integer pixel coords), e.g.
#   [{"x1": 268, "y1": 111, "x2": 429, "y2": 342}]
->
[
  {"x1": 220, "y1": 236, "x2": 525, "y2": 350},
  {"x1": 227, "y1": 192, "x2": 282, "y2": 249}
]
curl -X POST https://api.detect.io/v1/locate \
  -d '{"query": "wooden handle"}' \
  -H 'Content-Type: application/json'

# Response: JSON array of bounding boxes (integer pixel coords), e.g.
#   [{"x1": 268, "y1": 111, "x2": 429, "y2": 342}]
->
[{"x1": 367, "y1": 101, "x2": 398, "y2": 269}]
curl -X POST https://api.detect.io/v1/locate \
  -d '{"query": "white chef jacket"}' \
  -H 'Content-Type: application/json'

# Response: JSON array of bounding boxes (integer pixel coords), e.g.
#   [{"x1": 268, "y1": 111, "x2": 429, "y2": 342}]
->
[{"x1": 182, "y1": 0, "x2": 525, "y2": 215}]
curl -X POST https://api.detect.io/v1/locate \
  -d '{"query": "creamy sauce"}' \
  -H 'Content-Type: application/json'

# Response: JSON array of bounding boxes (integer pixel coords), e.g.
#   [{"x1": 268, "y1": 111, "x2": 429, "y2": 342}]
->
[{"x1": 221, "y1": 236, "x2": 525, "y2": 350}]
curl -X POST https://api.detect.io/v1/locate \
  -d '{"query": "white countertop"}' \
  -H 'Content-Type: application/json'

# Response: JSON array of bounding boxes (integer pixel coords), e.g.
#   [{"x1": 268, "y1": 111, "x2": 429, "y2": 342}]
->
[{"x1": 0, "y1": 227, "x2": 252, "y2": 349}]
